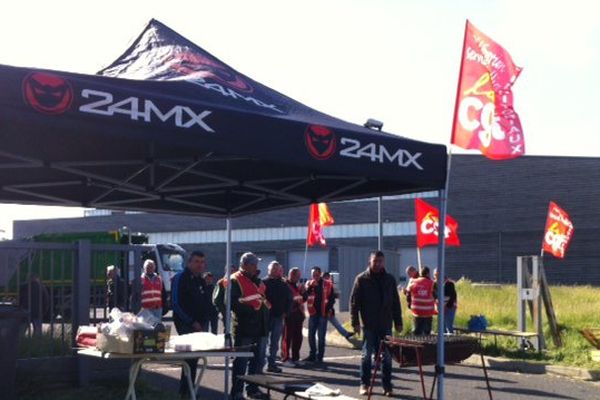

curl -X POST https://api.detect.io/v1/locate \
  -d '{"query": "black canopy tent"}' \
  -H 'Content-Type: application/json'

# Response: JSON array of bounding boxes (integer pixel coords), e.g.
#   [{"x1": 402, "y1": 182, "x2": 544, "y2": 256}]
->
[
  {"x1": 0, "y1": 19, "x2": 446, "y2": 214},
  {"x1": 0, "y1": 19, "x2": 448, "y2": 398}
]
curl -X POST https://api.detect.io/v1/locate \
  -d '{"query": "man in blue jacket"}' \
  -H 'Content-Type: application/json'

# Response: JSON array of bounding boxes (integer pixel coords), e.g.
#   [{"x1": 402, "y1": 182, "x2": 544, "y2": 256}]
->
[{"x1": 172, "y1": 250, "x2": 211, "y2": 397}]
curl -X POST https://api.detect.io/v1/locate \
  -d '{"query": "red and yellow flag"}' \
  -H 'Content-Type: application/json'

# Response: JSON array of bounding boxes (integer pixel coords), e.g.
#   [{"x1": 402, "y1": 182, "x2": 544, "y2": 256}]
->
[
  {"x1": 415, "y1": 199, "x2": 460, "y2": 248},
  {"x1": 307, "y1": 203, "x2": 335, "y2": 247},
  {"x1": 451, "y1": 20, "x2": 525, "y2": 160},
  {"x1": 542, "y1": 201, "x2": 574, "y2": 259}
]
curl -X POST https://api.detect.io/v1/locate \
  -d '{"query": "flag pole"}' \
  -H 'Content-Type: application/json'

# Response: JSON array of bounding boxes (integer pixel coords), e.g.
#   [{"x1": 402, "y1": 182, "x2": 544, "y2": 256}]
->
[
  {"x1": 303, "y1": 240, "x2": 309, "y2": 280},
  {"x1": 437, "y1": 18, "x2": 469, "y2": 400},
  {"x1": 416, "y1": 247, "x2": 422, "y2": 269}
]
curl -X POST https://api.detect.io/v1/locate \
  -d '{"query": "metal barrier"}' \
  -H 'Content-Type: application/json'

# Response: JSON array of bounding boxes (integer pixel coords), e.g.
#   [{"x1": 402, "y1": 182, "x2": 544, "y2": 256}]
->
[{"x1": 0, "y1": 240, "x2": 155, "y2": 359}]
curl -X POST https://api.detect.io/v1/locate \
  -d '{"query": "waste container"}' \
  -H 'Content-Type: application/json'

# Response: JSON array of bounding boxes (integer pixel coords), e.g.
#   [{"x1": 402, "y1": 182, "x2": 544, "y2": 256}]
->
[{"x1": 0, "y1": 304, "x2": 28, "y2": 400}]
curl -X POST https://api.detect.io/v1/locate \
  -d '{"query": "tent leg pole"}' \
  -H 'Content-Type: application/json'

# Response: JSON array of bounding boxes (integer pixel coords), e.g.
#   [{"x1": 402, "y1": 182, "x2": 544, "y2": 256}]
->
[{"x1": 224, "y1": 217, "x2": 232, "y2": 399}]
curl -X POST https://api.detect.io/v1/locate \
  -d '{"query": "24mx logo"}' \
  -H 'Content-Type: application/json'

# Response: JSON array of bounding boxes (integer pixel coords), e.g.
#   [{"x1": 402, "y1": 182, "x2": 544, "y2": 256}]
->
[
  {"x1": 79, "y1": 89, "x2": 215, "y2": 132},
  {"x1": 339, "y1": 137, "x2": 423, "y2": 170}
]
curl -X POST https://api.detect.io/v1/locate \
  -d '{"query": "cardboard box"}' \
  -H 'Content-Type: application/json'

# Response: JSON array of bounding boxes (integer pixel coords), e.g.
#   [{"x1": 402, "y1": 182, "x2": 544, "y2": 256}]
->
[{"x1": 97, "y1": 326, "x2": 170, "y2": 354}]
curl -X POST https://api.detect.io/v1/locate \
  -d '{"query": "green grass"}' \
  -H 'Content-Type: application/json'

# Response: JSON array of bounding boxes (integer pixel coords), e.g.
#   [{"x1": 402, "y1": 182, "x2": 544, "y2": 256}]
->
[
  {"x1": 412, "y1": 280, "x2": 600, "y2": 368},
  {"x1": 340, "y1": 280, "x2": 600, "y2": 369}
]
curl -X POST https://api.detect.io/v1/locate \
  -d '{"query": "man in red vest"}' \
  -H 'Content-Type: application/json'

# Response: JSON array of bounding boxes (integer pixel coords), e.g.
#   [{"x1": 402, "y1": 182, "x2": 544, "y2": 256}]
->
[
  {"x1": 230, "y1": 252, "x2": 270, "y2": 400},
  {"x1": 407, "y1": 266, "x2": 436, "y2": 335},
  {"x1": 281, "y1": 267, "x2": 305, "y2": 367},
  {"x1": 303, "y1": 266, "x2": 335, "y2": 364},
  {"x1": 140, "y1": 259, "x2": 163, "y2": 322}
]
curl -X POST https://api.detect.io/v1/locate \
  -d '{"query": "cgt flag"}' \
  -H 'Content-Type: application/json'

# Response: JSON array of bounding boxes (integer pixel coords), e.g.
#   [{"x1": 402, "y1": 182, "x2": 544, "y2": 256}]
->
[
  {"x1": 542, "y1": 201, "x2": 574, "y2": 259},
  {"x1": 415, "y1": 199, "x2": 461, "y2": 248},
  {"x1": 451, "y1": 20, "x2": 525, "y2": 160},
  {"x1": 307, "y1": 203, "x2": 335, "y2": 247}
]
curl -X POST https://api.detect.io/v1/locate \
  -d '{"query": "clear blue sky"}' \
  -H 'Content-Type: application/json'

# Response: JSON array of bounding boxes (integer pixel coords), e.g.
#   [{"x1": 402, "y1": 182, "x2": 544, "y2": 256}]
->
[{"x1": 0, "y1": 0, "x2": 598, "y2": 238}]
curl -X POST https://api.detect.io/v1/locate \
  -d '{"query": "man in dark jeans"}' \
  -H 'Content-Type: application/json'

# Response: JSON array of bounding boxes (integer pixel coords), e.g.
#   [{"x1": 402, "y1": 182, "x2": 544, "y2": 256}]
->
[
  {"x1": 230, "y1": 252, "x2": 270, "y2": 400},
  {"x1": 351, "y1": 251, "x2": 402, "y2": 397},
  {"x1": 172, "y1": 250, "x2": 211, "y2": 397},
  {"x1": 263, "y1": 261, "x2": 292, "y2": 372}
]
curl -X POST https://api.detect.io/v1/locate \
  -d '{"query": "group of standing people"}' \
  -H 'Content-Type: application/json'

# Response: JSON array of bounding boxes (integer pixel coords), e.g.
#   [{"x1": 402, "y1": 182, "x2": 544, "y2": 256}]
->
[
  {"x1": 169, "y1": 250, "x2": 345, "y2": 400},
  {"x1": 123, "y1": 248, "x2": 457, "y2": 399}
]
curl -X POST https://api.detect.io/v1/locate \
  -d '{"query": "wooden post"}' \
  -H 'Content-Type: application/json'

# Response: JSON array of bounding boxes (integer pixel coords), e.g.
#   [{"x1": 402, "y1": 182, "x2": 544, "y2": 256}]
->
[
  {"x1": 531, "y1": 257, "x2": 545, "y2": 350},
  {"x1": 539, "y1": 261, "x2": 562, "y2": 347}
]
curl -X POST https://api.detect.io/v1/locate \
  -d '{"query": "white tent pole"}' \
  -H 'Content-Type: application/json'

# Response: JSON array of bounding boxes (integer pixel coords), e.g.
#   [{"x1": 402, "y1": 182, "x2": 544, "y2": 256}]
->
[
  {"x1": 436, "y1": 151, "x2": 453, "y2": 400},
  {"x1": 224, "y1": 217, "x2": 232, "y2": 399},
  {"x1": 378, "y1": 196, "x2": 384, "y2": 250}
]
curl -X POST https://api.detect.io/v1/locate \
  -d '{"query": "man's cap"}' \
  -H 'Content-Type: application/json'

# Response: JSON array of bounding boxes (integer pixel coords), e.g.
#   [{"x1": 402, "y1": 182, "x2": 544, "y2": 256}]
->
[{"x1": 240, "y1": 252, "x2": 261, "y2": 266}]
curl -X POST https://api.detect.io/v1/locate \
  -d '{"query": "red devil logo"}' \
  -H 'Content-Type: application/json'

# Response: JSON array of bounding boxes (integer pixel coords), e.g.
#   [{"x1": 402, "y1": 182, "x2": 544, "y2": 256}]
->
[
  {"x1": 23, "y1": 73, "x2": 73, "y2": 114},
  {"x1": 168, "y1": 51, "x2": 253, "y2": 93},
  {"x1": 305, "y1": 125, "x2": 336, "y2": 160}
]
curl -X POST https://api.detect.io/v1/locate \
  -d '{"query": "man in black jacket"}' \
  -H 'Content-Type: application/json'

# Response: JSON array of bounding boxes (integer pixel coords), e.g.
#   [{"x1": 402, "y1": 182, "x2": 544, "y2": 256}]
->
[
  {"x1": 350, "y1": 251, "x2": 402, "y2": 397},
  {"x1": 171, "y1": 250, "x2": 211, "y2": 397},
  {"x1": 263, "y1": 261, "x2": 292, "y2": 372}
]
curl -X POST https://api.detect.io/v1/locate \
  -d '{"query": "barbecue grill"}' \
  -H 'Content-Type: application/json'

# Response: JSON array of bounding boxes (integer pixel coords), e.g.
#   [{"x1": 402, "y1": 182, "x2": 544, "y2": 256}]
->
[{"x1": 368, "y1": 335, "x2": 493, "y2": 400}]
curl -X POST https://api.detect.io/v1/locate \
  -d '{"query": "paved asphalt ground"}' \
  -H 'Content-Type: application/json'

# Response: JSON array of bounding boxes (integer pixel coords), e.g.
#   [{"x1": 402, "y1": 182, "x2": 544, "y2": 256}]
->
[{"x1": 137, "y1": 325, "x2": 600, "y2": 400}]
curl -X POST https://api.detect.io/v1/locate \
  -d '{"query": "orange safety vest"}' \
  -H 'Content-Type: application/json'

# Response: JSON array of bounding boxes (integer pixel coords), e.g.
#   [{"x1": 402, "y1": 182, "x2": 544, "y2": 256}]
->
[
  {"x1": 232, "y1": 271, "x2": 271, "y2": 310},
  {"x1": 409, "y1": 277, "x2": 436, "y2": 317},
  {"x1": 141, "y1": 274, "x2": 162, "y2": 309},
  {"x1": 306, "y1": 278, "x2": 333, "y2": 317}
]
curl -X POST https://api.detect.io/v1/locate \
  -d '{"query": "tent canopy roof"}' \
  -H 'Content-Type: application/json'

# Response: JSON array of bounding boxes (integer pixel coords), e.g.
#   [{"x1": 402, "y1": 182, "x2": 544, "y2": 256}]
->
[{"x1": 0, "y1": 19, "x2": 446, "y2": 217}]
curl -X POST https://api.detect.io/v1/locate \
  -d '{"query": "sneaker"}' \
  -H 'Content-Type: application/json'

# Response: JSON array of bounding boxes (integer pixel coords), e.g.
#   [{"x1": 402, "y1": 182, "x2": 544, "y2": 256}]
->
[
  {"x1": 383, "y1": 386, "x2": 393, "y2": 397},
  {"x1": 246, "y1": 389, "x2": 270, "y2": 400},
  {"x1": 281, "y1": 360, "x2": 296, "y2": 368},
  {"x1": 359, "y1": 385, "x2": 369, "y2": 396},
  {"x1": 266, "y1": 365, "x2": 283, "y2": 373},
  {"x1": 302, "y1": 355, "x2": 316, "y2": 363}
]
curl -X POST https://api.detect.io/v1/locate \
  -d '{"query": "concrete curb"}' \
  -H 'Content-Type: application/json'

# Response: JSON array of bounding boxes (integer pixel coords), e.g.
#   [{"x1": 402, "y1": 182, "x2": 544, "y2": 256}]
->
[{"x1": 461, "y1": 354, "x2": 600, "y2": 381}]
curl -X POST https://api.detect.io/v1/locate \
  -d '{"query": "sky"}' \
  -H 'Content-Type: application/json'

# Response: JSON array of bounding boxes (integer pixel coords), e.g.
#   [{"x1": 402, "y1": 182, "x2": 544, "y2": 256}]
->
[{"x1": 0, "y1": 0, "x2": 598, "y2": 238}]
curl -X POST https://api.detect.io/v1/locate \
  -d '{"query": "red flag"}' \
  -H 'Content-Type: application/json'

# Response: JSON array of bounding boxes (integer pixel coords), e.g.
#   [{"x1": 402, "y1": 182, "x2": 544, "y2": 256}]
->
[
  {"x1": 307, "y1": 203, "x2": 335, "y2": 247},
  {"x1": 451, "y1": 20, "x2": 525, "y2": 160},
  {"x1": 415, "y1": 199, "x2": 460, "y2": 248},
  {"x1": 542, "y1": 201, "x2": 574, "y2": 259}
]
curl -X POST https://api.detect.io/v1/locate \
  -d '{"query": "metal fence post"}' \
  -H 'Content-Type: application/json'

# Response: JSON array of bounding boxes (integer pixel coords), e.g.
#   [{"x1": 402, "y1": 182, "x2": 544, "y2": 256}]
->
[{"x1": 74, "y1": 240, "x2": 91, "y2": 387}]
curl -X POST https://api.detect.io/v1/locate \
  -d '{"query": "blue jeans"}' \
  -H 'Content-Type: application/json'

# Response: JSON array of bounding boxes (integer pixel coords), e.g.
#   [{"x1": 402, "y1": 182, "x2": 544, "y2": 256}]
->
[
  {"x1": 308, "y1": 315, "x2": 328, "y2": 361},
  {"x1": 444, "y1": 307, "x2": 456, "y2": 333},
  {"x1": 361, "y1": 329, "x2": 392, "y2": 389},
  {"x1": 329, "y1": 315, "x2": 350, "y2": 337},
  {"x1": 267, "y1": 316, "x2": 284, "y2": 367},
  {"x1": 231, "y1": 335, "x2": 267, "y2": 397},
  {"x1": 141, "y1": 308, "x2": 162, "y2": 323}
]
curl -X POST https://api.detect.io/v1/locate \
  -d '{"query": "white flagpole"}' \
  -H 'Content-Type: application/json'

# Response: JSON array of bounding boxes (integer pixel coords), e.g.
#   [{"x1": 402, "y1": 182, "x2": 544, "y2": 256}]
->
[
  {"x1": 436, "y1": 18, "x2": 469, "y2": 399},
  {"x1": 416, "y1": 247, "x2": 423, "y2": 269}
]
